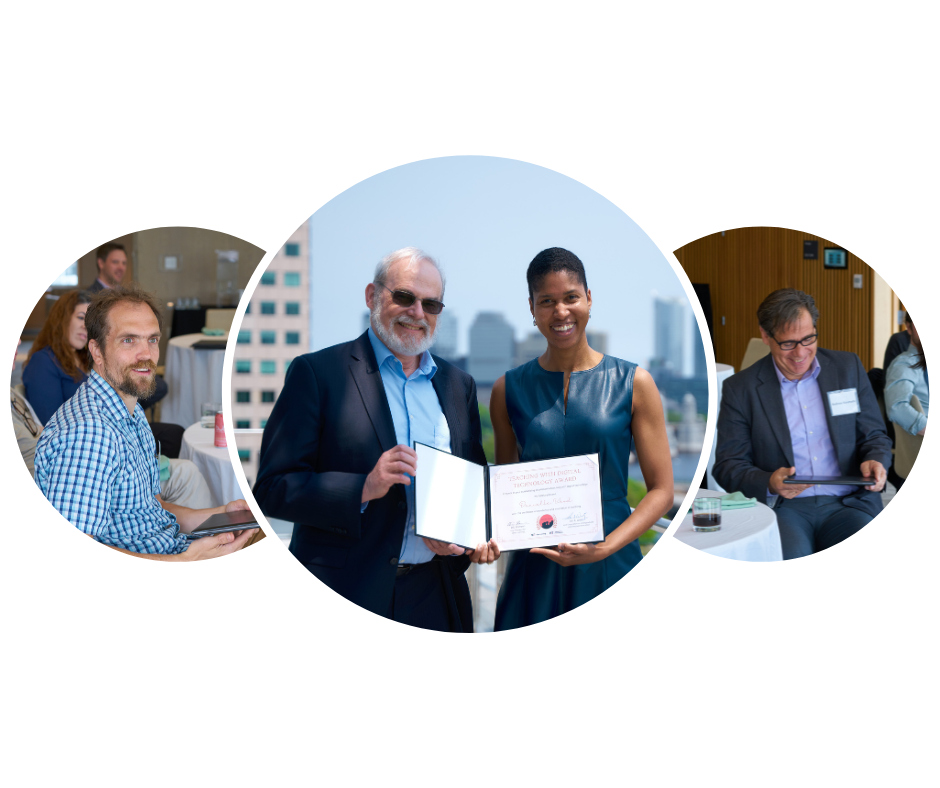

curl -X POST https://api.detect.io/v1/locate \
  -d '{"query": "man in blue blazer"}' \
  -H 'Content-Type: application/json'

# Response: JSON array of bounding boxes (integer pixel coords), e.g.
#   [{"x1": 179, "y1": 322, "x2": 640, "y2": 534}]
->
[
  {"x1": 254, "y1": 248, "x2": 490, "y2": 631},
  {"x1": 714, "y1": 289, "x2": 892, "y2": 559}
]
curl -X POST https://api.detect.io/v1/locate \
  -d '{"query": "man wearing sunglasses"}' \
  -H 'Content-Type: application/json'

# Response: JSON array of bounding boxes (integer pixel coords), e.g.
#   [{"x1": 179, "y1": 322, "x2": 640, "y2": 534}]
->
[
  {"x1": 714, "y1": 288, "x2": 891, "y2": 559},
  {"x1": 254, "y1": 247, "x2": 489, "y2": 632}
]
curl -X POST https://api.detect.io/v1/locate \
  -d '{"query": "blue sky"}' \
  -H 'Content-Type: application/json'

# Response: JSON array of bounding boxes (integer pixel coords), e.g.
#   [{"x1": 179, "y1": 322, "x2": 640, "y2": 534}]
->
[{"x1": 308, "y1": 156, "x2": 698, "y2": 371}]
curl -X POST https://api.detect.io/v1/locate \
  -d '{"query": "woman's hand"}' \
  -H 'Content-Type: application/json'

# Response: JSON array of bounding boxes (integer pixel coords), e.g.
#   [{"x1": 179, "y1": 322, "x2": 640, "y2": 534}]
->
[
  {"x1": 530, "y1": 541, "x2": 609, "y2": 566},
  {"x1": 468, "y1": 538, "x2": 500, "y2": 564}
]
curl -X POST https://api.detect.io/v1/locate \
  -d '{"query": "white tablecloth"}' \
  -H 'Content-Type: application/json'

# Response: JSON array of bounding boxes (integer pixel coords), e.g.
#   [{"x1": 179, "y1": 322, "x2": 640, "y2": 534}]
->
[
  {"x1": 160, "y1": 333, "x2": 227, "y2": 428},
  {"x1": 179, "y1": 422, "x2": 241, "y2": 508},
  {"x1": 673, "y1": 489, "x2": 784, "y2": 562},
  {"x1": 706, "y1": 363, "x2": 735, "y2": 492}
]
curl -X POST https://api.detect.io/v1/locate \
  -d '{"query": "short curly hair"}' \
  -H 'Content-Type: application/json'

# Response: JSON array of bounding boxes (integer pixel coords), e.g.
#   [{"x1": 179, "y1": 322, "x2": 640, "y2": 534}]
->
[{"x1": 526, "y1": 247, "x2": 588, "y2": 302}]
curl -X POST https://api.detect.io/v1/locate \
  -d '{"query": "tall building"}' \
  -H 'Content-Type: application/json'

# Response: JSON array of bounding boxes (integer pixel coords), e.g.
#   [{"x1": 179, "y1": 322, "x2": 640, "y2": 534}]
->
[
  {"x1": 231, "y1": 220, "x2": 310, "y2": 486},
  {"x1": 653, "y1": 296, "x2": 686, "y2": 374},
  {"x1": 431, "y1": 310, "x2": 459, "y2": 362},
  {"x1": 693, "y1": 329, "x2": 707, "y2": 376},
  {"x1": 468, "y1": 312, "x2": 514, "y2": 385},
  {"x1": 514, "y1": 331, "x2": 546, "y2": 369},
  {"x1": 586, "y1": 330, "x2": 608, "y2": 355}
]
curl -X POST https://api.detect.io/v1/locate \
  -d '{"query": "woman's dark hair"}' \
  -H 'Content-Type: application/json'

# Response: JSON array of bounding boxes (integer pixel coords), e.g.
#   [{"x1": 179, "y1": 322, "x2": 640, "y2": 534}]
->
[
  {"x1": 526, "y1": 247, "x2": 589, "y2": 301},
  {"x1": 25, "y1": 290, "x2": 93, "y2": 381},
  {"x1": 905, "y1": 312, "x2": 926, "y2": 372}
]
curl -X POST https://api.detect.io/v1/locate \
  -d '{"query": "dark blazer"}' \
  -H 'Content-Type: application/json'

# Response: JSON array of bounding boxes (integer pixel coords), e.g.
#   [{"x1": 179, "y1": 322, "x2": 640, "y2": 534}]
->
[
  {"x1": 714, "y1": 348, "x2": 892, "y2": 517},
  {"x1": 22, "y1": 346, "x2": 88, "y2": 425},
  {"x1": 84, "y1": 279, "x2": 106, "y2": 295},
  {"x1": 253, "y1": 331, "x2": 487, "y2": 625}
]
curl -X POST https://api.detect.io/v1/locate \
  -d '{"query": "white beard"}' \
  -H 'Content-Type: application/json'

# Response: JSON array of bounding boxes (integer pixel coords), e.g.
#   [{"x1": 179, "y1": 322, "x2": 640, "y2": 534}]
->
[{"x1": 371, "y1": 301, "x2": 435, "y2": 357}]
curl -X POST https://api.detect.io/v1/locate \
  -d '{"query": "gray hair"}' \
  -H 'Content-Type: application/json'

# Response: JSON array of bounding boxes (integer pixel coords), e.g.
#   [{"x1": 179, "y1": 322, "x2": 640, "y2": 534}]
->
[
  {"x1": 373, "y1": 247, "x2": 445, "y2": 299},
  {"x1": 757, "y1": 288, "x2": 819, "y2": 336}
]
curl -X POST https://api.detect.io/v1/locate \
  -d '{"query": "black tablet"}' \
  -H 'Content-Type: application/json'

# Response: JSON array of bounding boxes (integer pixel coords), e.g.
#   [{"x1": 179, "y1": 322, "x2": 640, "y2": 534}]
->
[
  {"x1": 188, "y1": 510, "x2": 260, "y2": 538},
  {"x1": 784, "y1": 475, "x2": 874, "y2": 486}
]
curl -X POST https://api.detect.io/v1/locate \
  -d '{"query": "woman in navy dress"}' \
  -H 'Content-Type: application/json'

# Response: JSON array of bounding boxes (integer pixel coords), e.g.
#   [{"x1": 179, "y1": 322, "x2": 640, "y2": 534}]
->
[
  {"x1": 22, "y1": 290, "x2": 92, "y2": 424},
  {"x1": 484, "y1": 248, "x2": 674, "y2": 631}
]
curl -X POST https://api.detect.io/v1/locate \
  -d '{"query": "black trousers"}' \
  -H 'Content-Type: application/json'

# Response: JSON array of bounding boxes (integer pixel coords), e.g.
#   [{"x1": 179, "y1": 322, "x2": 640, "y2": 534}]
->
[{"x1": 386, "y1": 559, "x2": 473, "y2": 633}]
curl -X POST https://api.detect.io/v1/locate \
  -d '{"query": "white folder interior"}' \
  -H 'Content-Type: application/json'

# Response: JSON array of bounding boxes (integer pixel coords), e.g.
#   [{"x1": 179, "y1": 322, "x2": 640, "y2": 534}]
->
[{"x1": 414, "y1": 442, "x2": 487, "y2": 549}]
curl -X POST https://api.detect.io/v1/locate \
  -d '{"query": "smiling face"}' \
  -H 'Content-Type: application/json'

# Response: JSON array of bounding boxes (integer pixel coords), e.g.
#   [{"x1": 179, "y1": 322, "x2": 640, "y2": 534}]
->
[
  {"x1": 67, "y1": 302, "x2": 88, "y2": 351},
  {"x1": 89, "y1": 301, "x2": 161, "y2": 407},
  {"x1": 366, "y1": 257, "x2": 442, "y2": 361},
  {"x1": 761, "y1": 308, "x2": 818, "y2": 380},
  {"x1": 530, "y1": 269, "x2": 592, "y2": 349},
  {"x1": 97, "y1": 249, "x2": 127, "y2": 287}
]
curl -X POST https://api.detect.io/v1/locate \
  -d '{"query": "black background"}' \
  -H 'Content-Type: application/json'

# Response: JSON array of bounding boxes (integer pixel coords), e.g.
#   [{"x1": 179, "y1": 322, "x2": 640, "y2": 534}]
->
[{"x1": 7, "y1": 151, "x2": 916, "y2": 644}]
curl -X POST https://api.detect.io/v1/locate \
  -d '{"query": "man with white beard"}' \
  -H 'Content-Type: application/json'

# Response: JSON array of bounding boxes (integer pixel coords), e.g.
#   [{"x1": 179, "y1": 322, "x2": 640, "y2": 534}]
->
[{"x1": 254, "y1": 248, "x2": 492, "y2": 631}]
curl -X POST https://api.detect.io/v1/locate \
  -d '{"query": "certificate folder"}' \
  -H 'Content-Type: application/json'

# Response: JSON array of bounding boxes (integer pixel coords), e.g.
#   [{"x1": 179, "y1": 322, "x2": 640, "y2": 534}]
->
[{"x1": 413, "y1": 442, "x2": 606, "y2": 552}]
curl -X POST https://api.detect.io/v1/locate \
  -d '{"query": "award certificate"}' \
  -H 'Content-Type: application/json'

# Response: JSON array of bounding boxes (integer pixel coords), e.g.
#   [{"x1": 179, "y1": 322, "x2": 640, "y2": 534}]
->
[{"x1": 414, "y1": 443, "x2": 605, "y2": 552}]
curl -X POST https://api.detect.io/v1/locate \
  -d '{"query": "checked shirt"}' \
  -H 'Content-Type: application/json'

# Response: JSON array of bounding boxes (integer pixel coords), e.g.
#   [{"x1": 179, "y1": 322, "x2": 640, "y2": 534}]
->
[{"x1": 35, "y1": 371, "x2": 188, "y2": 555}]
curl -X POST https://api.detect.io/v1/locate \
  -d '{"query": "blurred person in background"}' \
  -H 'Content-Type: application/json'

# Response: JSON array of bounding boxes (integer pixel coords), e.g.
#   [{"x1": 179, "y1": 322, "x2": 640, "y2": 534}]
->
[
  {"x1": 85, "y1": 242, "x2": 127, "y2": 294},
  {"x1": 22, "y1": 290, "x2": 92, "y2": 425},
  {"x1": 885, "y1": 312, "x2": 927, "y2": 437}
]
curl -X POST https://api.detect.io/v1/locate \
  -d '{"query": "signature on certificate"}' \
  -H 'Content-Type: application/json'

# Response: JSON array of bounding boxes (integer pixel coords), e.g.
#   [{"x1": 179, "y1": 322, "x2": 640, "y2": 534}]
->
[{"x1": 564, "y1": 512, "x2": 589, "y2": 523}]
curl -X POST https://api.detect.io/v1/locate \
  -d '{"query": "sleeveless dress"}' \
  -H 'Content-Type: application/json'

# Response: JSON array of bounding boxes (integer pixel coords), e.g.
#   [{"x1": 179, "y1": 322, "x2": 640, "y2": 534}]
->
[{"x1": 494, "y1": 355, "x2": 642, "y2": 631}]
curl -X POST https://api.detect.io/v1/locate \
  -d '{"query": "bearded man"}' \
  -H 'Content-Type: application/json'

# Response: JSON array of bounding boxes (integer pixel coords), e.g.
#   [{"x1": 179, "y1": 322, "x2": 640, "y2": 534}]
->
[
  {"x1": 35, "y1": 285, "x2": 254, "y2": 561},
  {"x1": 254, "y1": 248, "x2": 491, "y2": 631}
]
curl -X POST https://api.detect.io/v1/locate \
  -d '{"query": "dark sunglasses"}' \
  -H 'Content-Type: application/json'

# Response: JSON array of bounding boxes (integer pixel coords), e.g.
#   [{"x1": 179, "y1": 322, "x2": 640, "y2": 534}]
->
[{"x1": 380, "y1": 284, "x2": 444, "y2": 315}]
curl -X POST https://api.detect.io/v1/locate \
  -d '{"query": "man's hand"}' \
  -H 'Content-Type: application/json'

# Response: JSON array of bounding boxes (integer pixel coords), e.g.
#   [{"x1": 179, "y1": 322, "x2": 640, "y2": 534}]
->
[
  {"x1": 182, "y1": 529, "x2": 255, "y2": 560},
  {"x1": 861, "y1": 460, "x2": 887, "y2": 492},
  {"x1": 468, "y1": 538, "x2": 500, "y2": 564},
  {"x1": 421, "y1": 537, "x2": 468, "y2": 556},
  {"x1": 225, "y1": 498, "x2": 251, "y2": 513},
  {"x1": 362, "y1": 445, "x2": 417, "y2": 502},
  {"x1": 769, "y1": 466, "x2": 812, "y2": 498}
]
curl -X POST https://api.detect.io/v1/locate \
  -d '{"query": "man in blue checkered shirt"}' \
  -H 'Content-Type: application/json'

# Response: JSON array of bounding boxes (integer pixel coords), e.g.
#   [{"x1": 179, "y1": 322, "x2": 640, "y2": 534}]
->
[{"x1": 35, "y1": 285, "x2": 255, "y2": 561}]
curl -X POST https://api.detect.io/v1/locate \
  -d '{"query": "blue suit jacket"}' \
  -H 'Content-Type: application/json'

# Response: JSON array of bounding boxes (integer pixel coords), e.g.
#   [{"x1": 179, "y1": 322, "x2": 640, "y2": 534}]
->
[
  {"x1": 714, "y1": 348, "x2": 892, "y2": 518},
  {"x1": 253, "y1": 331, "x2": 487, "y2": 625}
]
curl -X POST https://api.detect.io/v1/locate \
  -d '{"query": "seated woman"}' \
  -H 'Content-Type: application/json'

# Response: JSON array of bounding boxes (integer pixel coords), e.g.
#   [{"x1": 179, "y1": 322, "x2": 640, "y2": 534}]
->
[
  {"x1": 885, "y1": 312, "x2": 927, "y2": 437},
  {"x1": 23, "y1": 290, "x2": 92, "y2": 424}
]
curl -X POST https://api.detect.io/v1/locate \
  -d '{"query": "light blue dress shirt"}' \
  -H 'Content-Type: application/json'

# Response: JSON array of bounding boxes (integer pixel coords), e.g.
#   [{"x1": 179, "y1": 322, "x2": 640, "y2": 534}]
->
[
  {"x1": 885, "y1": 345, "x2": 928, "y2": 436},
  {"x1": 772, "y1": 356, "x2": 855, "y2": 499},
  {"x1": 367, "y1": 328, "x2": 452, "y2": 564}
]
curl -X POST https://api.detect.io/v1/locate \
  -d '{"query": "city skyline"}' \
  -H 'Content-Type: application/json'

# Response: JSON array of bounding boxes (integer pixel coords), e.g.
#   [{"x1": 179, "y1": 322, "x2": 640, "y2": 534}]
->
[{"x1": 305, "y1": 157, "x2": 701, "y2": 373}]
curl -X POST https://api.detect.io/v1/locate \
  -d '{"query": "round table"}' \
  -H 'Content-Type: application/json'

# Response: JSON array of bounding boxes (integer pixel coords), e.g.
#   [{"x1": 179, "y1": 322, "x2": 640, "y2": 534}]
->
[
  {"x1": 673, "y1": 489, "x2": 784, "y2": 562},
  {"x1": 179, "y1": 422, "x2": 242, "y2": 508},
  {"x1": 160, "y1": 333, "x2": 227, "y2": 428},
  {"x1": 706, "y1": 363, "x2": 735, "y2": 492}
]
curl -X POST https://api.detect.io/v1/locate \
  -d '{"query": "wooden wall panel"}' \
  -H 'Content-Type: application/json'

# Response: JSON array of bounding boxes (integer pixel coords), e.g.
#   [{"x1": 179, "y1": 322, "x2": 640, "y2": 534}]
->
[{"x1": 674, "y1": 227, "x2": 878, "y2": 370}]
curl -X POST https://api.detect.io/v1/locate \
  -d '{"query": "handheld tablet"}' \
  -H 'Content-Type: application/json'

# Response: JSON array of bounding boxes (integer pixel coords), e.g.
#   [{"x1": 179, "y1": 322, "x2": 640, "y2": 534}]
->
[
  {"x1": 188, "y1": 510, "x2": 260, "y2": 538},
  {"x1": 784, "y1": 475, "x2": 873, "y2": 486}
]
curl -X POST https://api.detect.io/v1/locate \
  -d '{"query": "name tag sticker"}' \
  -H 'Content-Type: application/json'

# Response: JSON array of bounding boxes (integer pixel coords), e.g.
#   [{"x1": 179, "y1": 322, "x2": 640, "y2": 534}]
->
[{"x1": 828, "y1": 388, "x2": 861, "y2": 416}]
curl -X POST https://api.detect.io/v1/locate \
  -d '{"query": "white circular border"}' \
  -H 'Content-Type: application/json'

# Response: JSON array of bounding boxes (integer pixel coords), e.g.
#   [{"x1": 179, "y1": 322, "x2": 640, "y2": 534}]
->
[
  {"x1": 669, "y1": 219, "x2": 936, "y2": 569},
  {"x1": 222, "y1": 146, "x2": 717, "y2": 642},
  {"x1": 3, "y1": 219, "x2": 278, "y2": 569}
]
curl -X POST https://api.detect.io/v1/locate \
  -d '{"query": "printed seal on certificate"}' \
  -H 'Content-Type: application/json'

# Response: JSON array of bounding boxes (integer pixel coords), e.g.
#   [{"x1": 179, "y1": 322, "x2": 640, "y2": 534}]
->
[{"x1": 413, "y1": 442, "x2": 606, "y2": 552}]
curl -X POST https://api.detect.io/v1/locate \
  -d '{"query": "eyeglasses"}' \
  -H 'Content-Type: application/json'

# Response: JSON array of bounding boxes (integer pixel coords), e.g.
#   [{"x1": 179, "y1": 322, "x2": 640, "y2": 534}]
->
[
  {"x1": 379, "y1": 284, "x2": 444, "y2": 315},
  {"x1": 769, "y1": 332, "x2": 818, "y2": 351},
  {"x1": 11, "y1": 393, "x2": 39, "y2": 437}
]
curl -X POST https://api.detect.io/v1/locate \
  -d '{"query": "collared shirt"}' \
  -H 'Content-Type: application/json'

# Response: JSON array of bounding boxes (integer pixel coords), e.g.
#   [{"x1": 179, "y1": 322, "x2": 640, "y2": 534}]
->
[
  {"x1": 772, "y1": 356, "x2": 854, "y2": 499},
  {"x1": 367, "y1": 328, "x2": 452, "y2": 564},
  {"x1": 34, "y1": 371, "x2": 188, "y2": 554},
  {"x1": 885, "y1": 345, "x2": 929, "y2": 436}
]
